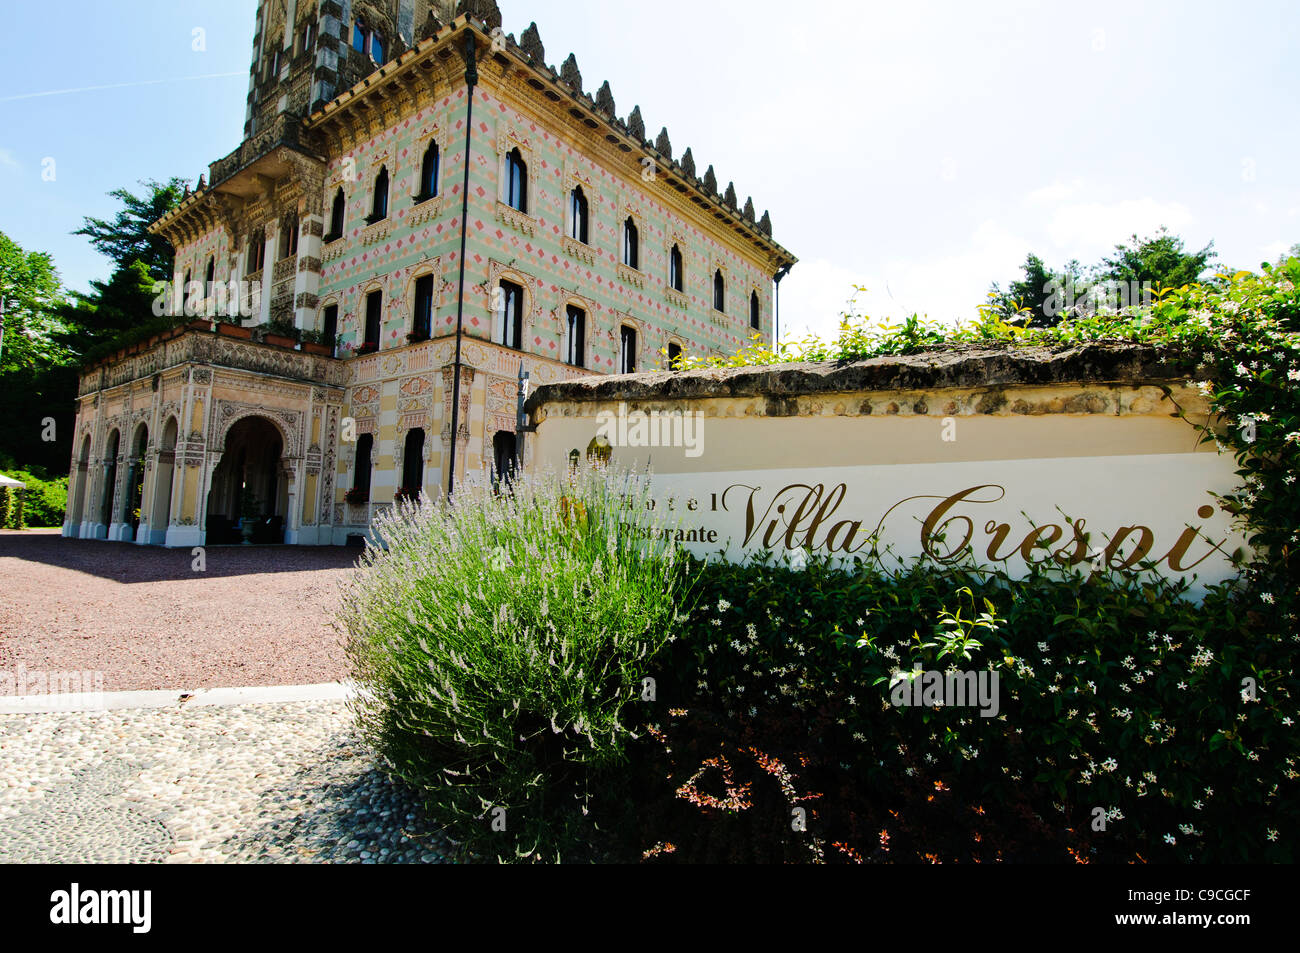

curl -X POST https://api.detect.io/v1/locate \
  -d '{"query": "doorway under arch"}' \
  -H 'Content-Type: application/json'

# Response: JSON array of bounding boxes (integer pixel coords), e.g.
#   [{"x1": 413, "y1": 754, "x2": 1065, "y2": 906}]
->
[
  {"x1": 149, "y1": 417, "x2": 178, "y2": 544},
  {"x1": 205, "y1": 416, "x2": 287, "y2": 544},
  {"x1": 125, "y1": 422, "x2": 148, "y2": 540},
  {"x1": 100, "y1": 429, "x2": 120, "y2": 534},
  {"x1": 67, "y1": 434, "x2": 91, "y2": 534}
]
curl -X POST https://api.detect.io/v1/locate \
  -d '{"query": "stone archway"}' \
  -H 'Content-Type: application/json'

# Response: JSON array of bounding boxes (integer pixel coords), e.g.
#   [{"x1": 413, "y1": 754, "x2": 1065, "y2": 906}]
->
[
  {"x1": 125, "y1": 422, "x2": 148, "y2": 542},
  {"x1": 65, "y1": 434, "x2": 91, "y2": 537},
  {"x1": 99, "y1": 429, "x2": 120, "y2": 537},
  {"x1": 147, "y1": 417, "x2": 179, "y2": 545},
  {"x1": 205, "y1": 415, "x2": 288, "y2": 545}
]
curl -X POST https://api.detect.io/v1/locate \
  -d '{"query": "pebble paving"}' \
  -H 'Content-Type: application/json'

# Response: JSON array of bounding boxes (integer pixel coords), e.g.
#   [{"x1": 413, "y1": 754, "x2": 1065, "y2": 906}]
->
[{"x1": 0, "y1": 700, "x2": 456, "y2": 864}]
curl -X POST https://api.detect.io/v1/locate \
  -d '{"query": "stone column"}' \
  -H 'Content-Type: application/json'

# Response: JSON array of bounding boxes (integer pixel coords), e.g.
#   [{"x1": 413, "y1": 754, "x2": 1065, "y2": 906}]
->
[
  {"x1": 293, "y1": 212, "x2": 323, "y2": 333},
  {"x1": 258, "y1": 223, "x2": 278, "y2": 327}
]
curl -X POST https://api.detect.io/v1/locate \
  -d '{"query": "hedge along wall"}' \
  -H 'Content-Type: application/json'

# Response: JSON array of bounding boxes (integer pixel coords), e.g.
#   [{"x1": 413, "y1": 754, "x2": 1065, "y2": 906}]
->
[{"x1": 525, "y1": 342, "x2": 1247, "y2": 594}]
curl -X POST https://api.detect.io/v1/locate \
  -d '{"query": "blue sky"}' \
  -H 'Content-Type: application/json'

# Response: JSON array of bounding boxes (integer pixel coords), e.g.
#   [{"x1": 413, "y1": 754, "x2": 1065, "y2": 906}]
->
[{"x1": 2, "y1": 0, "x2": 1297, "y2": 341}]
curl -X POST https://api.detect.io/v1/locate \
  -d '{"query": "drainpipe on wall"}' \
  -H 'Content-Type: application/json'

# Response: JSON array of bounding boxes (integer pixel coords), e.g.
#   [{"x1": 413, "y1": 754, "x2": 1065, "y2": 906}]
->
[
  {"x1": 773, "y1": 263, "x2": 793, "y2": 349},
  {"x1": 447, "y1": 28, "x2": 479, "y2": 498}
]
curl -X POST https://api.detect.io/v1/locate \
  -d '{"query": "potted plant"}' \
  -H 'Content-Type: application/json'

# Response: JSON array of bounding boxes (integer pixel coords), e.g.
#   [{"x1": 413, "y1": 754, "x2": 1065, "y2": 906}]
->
[
  {"x1": 344, "y1": 486, "x2": 369, "y2": 506},
  {"x1": 300, "y1": 329, "x2": 335, "y2": 356},
  {"x1": 239, "y1": 487, "x2": 261, "y2": 545},
  {"x1": 216, "y1": 318, "x2": 254, "y2": 340},
  {"x1": 262, "y1": 319, "x2": 299, "y2": 349},
  {"x1": 394, "y1": 485, "x2": 421, "y2": 504}
]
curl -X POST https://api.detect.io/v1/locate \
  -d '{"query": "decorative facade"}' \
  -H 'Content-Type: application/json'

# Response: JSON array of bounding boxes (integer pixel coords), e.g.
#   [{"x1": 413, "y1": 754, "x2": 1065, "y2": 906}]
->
[{"x1": 63, "y1": 0, "x2": 796, "y2": 547}]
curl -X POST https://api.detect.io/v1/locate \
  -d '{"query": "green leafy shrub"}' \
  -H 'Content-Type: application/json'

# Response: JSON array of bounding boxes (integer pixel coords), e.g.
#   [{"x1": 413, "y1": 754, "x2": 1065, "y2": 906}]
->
[
  {"x1": 644, "y1": 556, "x2": 1297, "y2": 862},
  {"x1": 0, "y1": 465, "x2": 66, "y2": 528},
  {"x1": 341, "y1": 465, "x2": 697, "y2": 861},
  {"x1": 638, "y1": 259, "x2": 1300, "y2": 862}
]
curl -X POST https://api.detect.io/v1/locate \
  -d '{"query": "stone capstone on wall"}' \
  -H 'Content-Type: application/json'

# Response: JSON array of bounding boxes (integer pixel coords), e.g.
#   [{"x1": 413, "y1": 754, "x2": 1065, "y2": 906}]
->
[{"x1": 526, "y1": 343, "x2": 1203, "y2": 420}]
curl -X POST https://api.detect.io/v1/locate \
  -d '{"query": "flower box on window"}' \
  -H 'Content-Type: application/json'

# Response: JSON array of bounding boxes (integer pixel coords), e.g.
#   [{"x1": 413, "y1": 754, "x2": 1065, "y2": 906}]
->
[{"x1": 344, "y1": 487, "x2": 369, "y2": 505}]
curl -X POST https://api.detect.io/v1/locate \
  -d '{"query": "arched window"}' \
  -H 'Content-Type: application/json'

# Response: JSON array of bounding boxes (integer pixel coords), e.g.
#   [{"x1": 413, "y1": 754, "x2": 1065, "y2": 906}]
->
[
  {"x1": 505, "y1": 148, "x2": 528, "y2": 213},
  {"x1": 182, "y1": 269, "x2": 193, "y2": 314},
  {"x1": 321, "y1": 303, "x2": 339, "y2": 348},
  {"x1": 750, "y1": 291, "x2": 761, "y2": 330},
  {"x1": 352, "y1": 20, "x2": 368, "y2": 52},
  {"x1": 495, "y1": 279, "x2": 524, "y2": 350},
  {"x1": 248, "y1": 233, "x2": 265, "y2": 272},
  {"x1": 667, "y1": 342, "x2": 683, "y2": 368},
  {"x1": 564, "y1": 304, "x2": 585, "y2": 368},
  {"x1": 362, "y1": 289, "x2": 382, "y2": 353},
  {"x1": 713, "y1": 270, "x2": 725, "y2": 312},
  {"x1": 569, "y1": 186, "x2": 588, "y2": 243},
  {"x1": 669, "y1": 244, "x2": 683, "y2": 292},
  {"x1": 352, "y1": 433, "x2": 373, "y2": 499},
  {"x1": 370, "y1": 166, "x2": 389, "y2": 222},
  {"x1": 619, "y1": 325, "x2": 637, "y2": 374},
  {"x1": 279, "y1": 213, "x2": 298, "y2": 260},
  {"x1": 623, "y1": 217, "x2": 639, "y2": 269},
  {"x1": 401, "y1": 429, "x2": 425, "y2": 498},
  {"x1": 204, "y1": 257, "x2": 215, "y2": 294},
  {"x1": 411, "y1": 274, "x2": 434, "y2": 341},
  {"x1": 327, "y1": 188, "x2": 345, "y2": 240},
  {"x1": 370, "y1": 30, "x2": 385, "y2": 63},
  {"x1": 418, "y1": 142, "x2": 439, "y2": 200}
]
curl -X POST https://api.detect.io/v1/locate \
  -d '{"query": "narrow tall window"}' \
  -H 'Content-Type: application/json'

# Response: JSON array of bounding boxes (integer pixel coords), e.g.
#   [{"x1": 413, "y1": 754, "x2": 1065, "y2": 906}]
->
[
  {"x1": 412, "y1": 274, "x2": 434, "y2": 341},
  {"x1": 301, "y1": 23, "x2": 314, "y2": 54},
  {"x1": 495, "y1": 279, "x2": 523, "y2": 350},
  {"x1": 353, "y1": 433, "x2": 373, "y2": 498},
  {"x1": 370, "y1": 30, "x2": 385, "y2": 63},
  {"x1": 505, "y1": 149, "x2": 528, "y2": 213},
  {"x1": 670, "y1": 244, "x2": 683, "y2": 292},
  {"x1": 667, "y1": 342, "x2": 683, "y2": 368},
  {"x1": 327, "y1": 188, "x2": 345, "y2": 240},
  {"x1": 619, "y1": 325, "x2": 637, "y2": 374},
  {"x1": 352, "y1": 21, "x2": 368, "y2": 52},
  {"x1": 564, "y1": 305, "x2": 585, "y2": 368},
  {"x1": 751, "y1": 291, "x2": 761, "y2": 330},
  {"x1": 288, "y1": 216, "x2": 299, "y2": 256},
  {"x1": 204, "y1": 257, "x2": 215, "y2": 296},
  {"x1": 402, "y1": 428, "x2": 425, "y2": 496},
  {"x1": 623, "y1": 217, "x2": 639, "y2": 269},
  {"x1": 569, "y1": 187, "x2": 588, "y2": 243},
  {"x1": 363, "y1": 290, "x2": 382, "y2": 352},
  {"x1": 322, "y1": 304, "x2": 339, "y2": 346},
  {"x1": 418, "y1": 141, "x2": 439, "y2": 200},
  {"x1": 370, "y1": 166, "x2": 389, "y2": 221},
  {"x1": 713, "y1": 270, "x2": 725, "y2": 312}
]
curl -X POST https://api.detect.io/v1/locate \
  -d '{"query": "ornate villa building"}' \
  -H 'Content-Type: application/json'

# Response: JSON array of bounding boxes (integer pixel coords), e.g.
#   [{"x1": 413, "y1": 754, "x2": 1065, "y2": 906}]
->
[{"x1": 62, "y1": 0, "x2": 795, "y2": 547}]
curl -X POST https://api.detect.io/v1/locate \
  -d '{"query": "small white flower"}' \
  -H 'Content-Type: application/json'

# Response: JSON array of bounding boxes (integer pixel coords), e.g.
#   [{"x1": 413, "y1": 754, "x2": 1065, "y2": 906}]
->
[{"x1": 1164, "y1": 834, "x2": 1176, "y2": 845}]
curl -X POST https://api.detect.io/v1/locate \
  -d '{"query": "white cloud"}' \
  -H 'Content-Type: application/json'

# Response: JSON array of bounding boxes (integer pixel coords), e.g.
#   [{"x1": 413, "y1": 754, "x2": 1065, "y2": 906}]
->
[
  {"x1": 1026, "y1": 179, "x2": 1085, "y2": 205},
  {"x1": 0, "y1": 148, "x2": 19, "y2": 170},
  {"x1": 1045, "y1": 198, "x2": 1195, "y2": 251},
  {"x1": 780, "y1": 220, "x2": 1033, "y2": 344}
]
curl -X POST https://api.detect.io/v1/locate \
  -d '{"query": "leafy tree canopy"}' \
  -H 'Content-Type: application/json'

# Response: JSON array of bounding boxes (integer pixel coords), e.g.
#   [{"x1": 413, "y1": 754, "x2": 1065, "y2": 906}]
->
[{"x1": 73, "y1": 177, "x2": 187, "y2": 280}]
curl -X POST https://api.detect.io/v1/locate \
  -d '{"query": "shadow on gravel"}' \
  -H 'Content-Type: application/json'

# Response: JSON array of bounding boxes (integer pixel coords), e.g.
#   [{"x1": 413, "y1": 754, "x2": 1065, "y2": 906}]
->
[
  {"x1": 0, "y1": 531, "x2": 362, "y2": 583},
  {"x1": 218, "y1": 732, "x2": 457, "y2": 864}
]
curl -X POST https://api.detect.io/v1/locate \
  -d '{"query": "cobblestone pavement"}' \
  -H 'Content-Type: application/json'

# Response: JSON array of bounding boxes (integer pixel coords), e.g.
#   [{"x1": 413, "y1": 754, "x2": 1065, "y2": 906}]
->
[{"x1": 0, "y1": 700, "x2": 456, "y2": 864}]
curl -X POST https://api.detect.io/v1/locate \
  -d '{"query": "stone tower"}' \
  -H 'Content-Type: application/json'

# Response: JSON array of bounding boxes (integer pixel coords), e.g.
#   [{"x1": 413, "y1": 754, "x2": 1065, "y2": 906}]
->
[{"x1": 244, "y1": 0, "x2": 453, "y2": 140}]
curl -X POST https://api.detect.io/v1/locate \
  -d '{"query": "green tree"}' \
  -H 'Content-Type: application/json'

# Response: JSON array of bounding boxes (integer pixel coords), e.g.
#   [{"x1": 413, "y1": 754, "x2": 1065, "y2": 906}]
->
[
  {"x1": 73, "y1": 177, "x2": 187, "y2": 280},
  {"x1": 1095, "y1": 227, "x2": 1216, "y2": 291},
  {"x1": 55, "y1": 259, "x2": 162, "y2": 359},
  {"x1": 0, "y1": 231, "x2": 76, "y2": 472},
  {"x1": 987, "y1": 253, "x2": 1085, "y2": 327}
]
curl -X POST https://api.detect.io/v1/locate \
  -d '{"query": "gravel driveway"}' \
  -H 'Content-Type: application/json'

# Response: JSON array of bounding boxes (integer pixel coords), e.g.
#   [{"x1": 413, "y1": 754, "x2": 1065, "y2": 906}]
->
[{"x1": 0, "y1": 530, "x2": 360, "y2": 691}]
